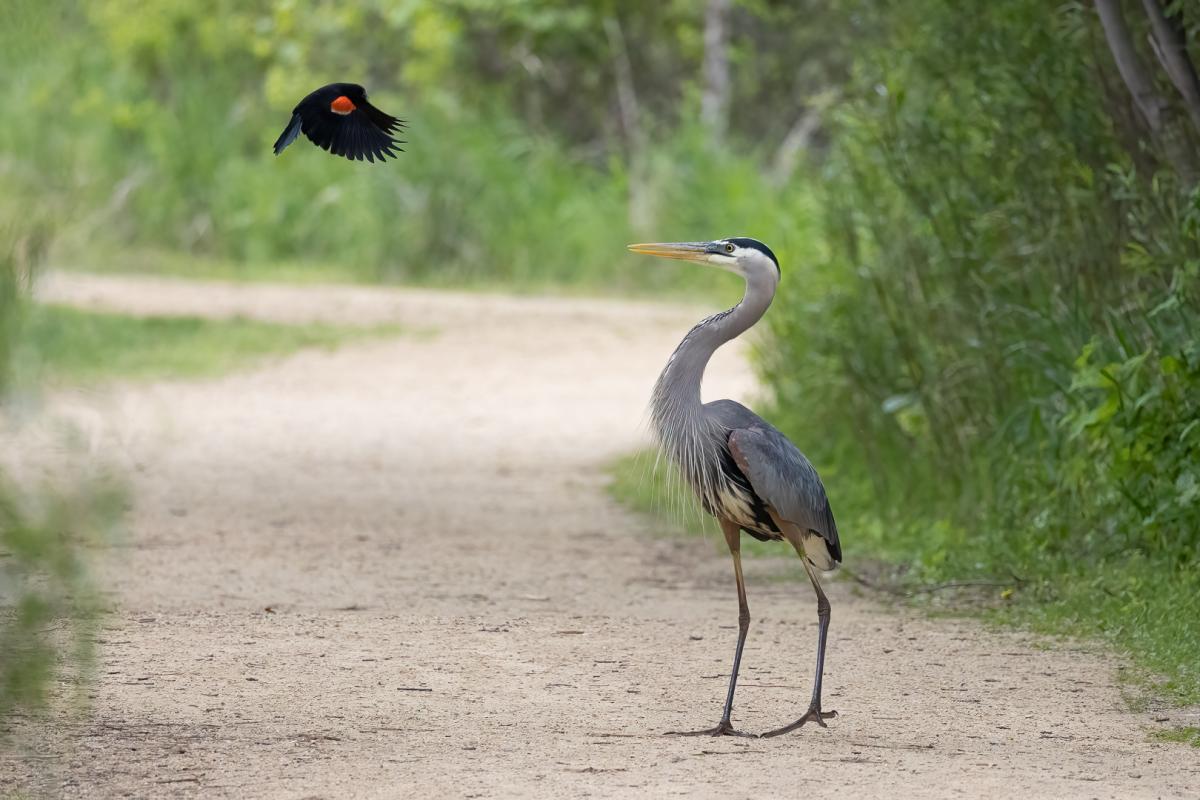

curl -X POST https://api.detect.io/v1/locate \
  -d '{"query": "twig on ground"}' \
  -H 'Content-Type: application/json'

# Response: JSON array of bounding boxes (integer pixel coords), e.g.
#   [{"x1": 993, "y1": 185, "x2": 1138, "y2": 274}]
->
[{"x1": 841, "y1": 566, "x2": 1025, "y2": 598}]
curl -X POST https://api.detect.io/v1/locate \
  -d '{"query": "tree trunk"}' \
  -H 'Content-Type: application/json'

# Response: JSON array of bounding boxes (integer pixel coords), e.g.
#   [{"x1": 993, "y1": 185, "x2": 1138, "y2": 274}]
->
[
  {"x1": 1139, "y1": 0, "x2": 1200, "y2": 133},
  {"x1": 604, "y1": 16, "x2": 644, "y2": 155},
  {"x1": 603, "y1": 16, "x2": 652, "y2": 232},
  {"x1": 1095, "y1": 0, "x2": 1170, "y2": 132},
  {"x1": 700, "y1": 0, "x2": 732, "y2": 145},
  {"x1": 771, "y1": 108, "x2": 822, "y2": 186},
  {"x1": 770, "y1": 89, "x2": 841, "y2": 185},
  {"x1": 1094, "y1": 0, "x2": 1195, "y2": 178}
]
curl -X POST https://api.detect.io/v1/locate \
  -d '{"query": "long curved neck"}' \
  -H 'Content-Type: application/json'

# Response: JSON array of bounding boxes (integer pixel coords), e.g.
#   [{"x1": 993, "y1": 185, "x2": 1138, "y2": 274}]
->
[{"x1": 651, "y1": 269, "x2": 776, "y2": 438}]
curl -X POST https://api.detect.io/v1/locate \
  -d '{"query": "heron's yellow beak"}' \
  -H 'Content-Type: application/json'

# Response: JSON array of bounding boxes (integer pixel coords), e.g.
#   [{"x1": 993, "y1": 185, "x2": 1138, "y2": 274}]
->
[{"x1": 627, "y1": 241, "x2": 712, "y2": 263}]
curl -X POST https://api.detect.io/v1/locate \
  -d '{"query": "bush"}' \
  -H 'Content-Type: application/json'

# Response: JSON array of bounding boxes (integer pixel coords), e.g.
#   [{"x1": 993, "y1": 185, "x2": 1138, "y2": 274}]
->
[{"x1": 763, "y1": 0, "x2": 1200, "y2": 699}]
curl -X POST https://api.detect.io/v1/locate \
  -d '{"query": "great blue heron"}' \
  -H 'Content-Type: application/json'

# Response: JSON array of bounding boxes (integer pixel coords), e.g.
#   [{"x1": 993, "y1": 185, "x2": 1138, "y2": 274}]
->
[
  {"x1": 273, "y1": 83, "x2": 405, "y2": 162},
  {"x1": 628, "y1": 237, "x2": 841, "y2": 738}
]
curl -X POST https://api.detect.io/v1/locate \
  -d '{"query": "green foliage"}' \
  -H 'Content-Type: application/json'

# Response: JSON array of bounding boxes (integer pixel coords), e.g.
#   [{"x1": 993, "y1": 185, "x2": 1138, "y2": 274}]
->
[
  {"x1": 762, "y1": 0, "x2": 1200, "y2": 702},
  {"x1": 18, "y1": 305, "x2": 403, "y2": 385},
  {"x1": 1, "y1": 227, "x2": 125, "y2": 727},
  {"x1": 1, "y1": 0, "x2": 838, "y2": 292},
  {"x1": 1, "y1": 2, "x2": 131, "y2": 726},
  {"x1": 0, "y1": 473, "x2": 124, "y2": 719},
  {"x1": 1062, "y1": 337, "x2": 1200, "y2": 561}
]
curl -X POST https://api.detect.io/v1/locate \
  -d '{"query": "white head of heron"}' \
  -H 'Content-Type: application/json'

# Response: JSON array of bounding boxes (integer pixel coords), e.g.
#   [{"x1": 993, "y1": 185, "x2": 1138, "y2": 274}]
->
[{"x1": 627, "y1": 237, "x2": 780, "y2": 281}]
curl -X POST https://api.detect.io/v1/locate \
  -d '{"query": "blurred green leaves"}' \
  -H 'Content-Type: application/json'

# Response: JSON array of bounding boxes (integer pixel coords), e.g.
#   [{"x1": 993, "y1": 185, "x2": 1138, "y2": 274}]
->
[
  {"x1": 0, "y1": 473, "x2": 124, "y2": 719},
  {"x1": 1, "y1": 0, "x2": 853, "y2": 292},
  {"x1": 1, "y1": 227, "x2": 125, "y2": 727},
  {"x1": 1, "y1": 0, "x2": 128, "y2": 732}
]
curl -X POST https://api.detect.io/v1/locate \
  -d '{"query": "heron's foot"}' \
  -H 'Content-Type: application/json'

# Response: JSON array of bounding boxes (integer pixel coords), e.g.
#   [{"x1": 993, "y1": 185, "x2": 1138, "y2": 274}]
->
[
  {"x1": 759, "y1": 704, "x2": 837, "y2": 738},
  {"x1": 665, "y1": 719, "x2": 755, "y2": 738}
]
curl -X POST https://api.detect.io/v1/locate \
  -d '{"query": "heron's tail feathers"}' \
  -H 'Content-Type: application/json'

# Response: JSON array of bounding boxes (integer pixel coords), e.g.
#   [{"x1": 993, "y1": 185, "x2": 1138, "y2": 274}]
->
[{"x1": 790, "y1": 530, "x2": 838, "y2": 572}]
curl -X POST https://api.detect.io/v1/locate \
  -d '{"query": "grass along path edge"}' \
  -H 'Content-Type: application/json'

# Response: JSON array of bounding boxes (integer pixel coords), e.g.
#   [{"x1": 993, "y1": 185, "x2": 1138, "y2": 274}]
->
[{"x1": 13, "y1": 304, "x2": 408, "y2": 386}]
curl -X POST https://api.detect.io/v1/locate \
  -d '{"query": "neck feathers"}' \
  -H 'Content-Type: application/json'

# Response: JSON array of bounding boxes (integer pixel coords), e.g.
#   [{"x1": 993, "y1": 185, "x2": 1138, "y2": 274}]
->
[{"x1": 650, "y1": 269, "x2": 776, "y2": 467}]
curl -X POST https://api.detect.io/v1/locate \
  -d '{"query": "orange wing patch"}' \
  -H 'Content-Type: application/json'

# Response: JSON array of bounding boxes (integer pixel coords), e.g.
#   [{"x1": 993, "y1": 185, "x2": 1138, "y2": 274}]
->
[{"x1": 330, "y1": 95, "x2": 356, "y2": 115}]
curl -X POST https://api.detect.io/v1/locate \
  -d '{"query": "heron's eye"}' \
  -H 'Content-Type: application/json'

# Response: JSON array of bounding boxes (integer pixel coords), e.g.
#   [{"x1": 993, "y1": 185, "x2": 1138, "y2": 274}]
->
[{"x1": 724, "y1": 243, "x2": 735, "y2": 254}]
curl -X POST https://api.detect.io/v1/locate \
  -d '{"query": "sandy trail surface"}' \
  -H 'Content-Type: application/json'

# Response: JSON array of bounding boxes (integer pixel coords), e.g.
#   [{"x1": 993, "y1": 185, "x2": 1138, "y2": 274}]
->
[{"x1": 3, "y1": 272, "x2": 1197, "y2": 799}]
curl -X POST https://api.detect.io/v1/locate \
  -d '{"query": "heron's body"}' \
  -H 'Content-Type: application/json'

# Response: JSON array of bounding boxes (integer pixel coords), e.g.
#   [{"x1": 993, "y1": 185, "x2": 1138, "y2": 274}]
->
[
  {"x1": 691, "y1": 400, "x2": 784, "y2": 540},
  {"x1": 631, "y1": 236, "x2": 841, "y2": 738},
  {"x1": 687, "y1": 399, "x2": 839, "y2": 565}
]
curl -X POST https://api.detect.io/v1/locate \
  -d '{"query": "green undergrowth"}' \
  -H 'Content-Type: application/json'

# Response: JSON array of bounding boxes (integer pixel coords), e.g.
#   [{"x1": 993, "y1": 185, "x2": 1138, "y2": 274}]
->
[
  {"x1": 13, "y1": 304, "x2": 404, "y2": 386},
  {"x1": 0, "y1": 471, "x2": 125, "y2": 721}
]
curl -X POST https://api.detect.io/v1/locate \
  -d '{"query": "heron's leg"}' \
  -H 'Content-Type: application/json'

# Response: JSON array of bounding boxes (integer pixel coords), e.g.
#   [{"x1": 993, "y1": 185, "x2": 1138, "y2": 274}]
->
[
  {"x1": 760, "y1": 557, "x2": 837, "y2": 738},
  {"x1": 665, "y1": 520, "x2": 754, "y2": 738}
]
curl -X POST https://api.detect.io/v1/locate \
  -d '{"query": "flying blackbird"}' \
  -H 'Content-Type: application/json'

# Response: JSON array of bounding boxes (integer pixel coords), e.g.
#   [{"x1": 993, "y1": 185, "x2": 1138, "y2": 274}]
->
[{"x1": 273, "y1": 83, "x2": 405, "y2": 162}]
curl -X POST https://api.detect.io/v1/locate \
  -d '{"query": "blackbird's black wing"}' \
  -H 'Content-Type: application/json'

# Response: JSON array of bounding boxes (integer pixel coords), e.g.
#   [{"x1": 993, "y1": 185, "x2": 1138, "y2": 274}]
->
[
  {"x1": 360, "y1": 101, "x2": 405, "y2": 136},
  {"x1": 300, "y1": 107, "x2": 404, "y2": 163},
  {"x1": 273, "y1": 113, "x2": 303, "y2": 155}
]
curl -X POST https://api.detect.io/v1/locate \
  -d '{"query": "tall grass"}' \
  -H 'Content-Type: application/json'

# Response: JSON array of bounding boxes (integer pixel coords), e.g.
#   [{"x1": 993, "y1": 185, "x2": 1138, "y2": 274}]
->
[
  {"x1": 0, "y1": 228, "x2": 127, "y2": 726},
  {"x1": 0, "y1": 0, "x2": 126, "y2": 732}
]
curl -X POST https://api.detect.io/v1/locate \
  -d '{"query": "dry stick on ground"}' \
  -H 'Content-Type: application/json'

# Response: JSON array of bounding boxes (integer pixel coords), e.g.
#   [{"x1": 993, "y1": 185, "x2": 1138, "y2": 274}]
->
[{"x1": 839, "y1": 567, "x2": 1026, "y2": 598}]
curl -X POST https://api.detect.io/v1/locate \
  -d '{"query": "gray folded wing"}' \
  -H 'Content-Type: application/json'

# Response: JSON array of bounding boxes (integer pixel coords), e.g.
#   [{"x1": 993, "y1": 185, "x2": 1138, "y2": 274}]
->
[{"x1": 728, "y1": 426, "x2": 841, "y2": 563}]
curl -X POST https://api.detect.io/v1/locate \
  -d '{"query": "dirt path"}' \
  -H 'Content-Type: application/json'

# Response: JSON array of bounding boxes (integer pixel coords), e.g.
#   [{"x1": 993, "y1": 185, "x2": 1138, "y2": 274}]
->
[{"x1": 4, "y1": 273, "x2": 1197, "y2": 799}]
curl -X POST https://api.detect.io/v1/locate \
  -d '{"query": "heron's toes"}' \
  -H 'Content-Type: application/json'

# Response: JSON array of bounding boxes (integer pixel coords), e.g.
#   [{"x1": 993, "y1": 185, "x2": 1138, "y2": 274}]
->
[
  {"x1": 759, "y1": 706, "x2": 837, "y2": 738},
  {"x1": 665, "y1": 720, "x2": 756, "y2": 738}
]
